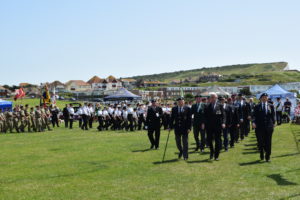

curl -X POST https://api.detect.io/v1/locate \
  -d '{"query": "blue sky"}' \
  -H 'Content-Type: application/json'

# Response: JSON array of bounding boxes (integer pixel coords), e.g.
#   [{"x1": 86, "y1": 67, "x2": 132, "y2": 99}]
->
[{"x1": 0, "y1": 0, "x2": 299, "y2": 85}]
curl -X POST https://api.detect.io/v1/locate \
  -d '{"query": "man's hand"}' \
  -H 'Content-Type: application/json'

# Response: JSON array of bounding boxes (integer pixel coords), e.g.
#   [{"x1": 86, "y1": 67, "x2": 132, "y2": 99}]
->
[
  {"x1": 201, "y1": 123, "x2": 205, "y2": 130},
  {"x1": 237, "y1": 124, "x2": 240, "y2": 128},
  {"x1": 240, "y1": 119, "x2": 244, "y2": 123},
  {"x1": 247, "y1": 116, "x2": 251, "y2": 120},
  {"x1": 222, "y1": 124, "x2": 226, "y2": 129},
  {"x1": 252, "y1": 123, "x2": 256, "y2": 129},
  {"x1": 187, "y1": 129, "x2": 191, "y2": 134}
]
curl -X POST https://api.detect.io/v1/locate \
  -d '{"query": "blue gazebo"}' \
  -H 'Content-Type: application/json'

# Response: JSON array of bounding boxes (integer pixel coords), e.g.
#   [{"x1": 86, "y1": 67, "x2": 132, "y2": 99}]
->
[{"x1": 0, "y1": 99, "x2": 13, "y2": 111}]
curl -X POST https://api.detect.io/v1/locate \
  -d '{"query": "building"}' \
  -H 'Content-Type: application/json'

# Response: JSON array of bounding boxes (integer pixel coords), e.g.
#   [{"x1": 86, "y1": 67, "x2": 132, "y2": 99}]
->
[
  {"x1": 89, "y1": 75, "x2": 123, "y2": 91},
  {"x1": 121, "y1": 78, "x2": 137, "y2": 90},
  {"x1": 160, "y1": 87, "x2": 206, "y2": 99},
  {"x1": 141, "y1": 81, "x2": 167, "y2": 87},
  {"x1": 0, "y1": 85, "x2": 9, "y2": 98},
  {"x1": 48, "y1": 81, "x2": 66, "y2": 93},
  {"x1": 65, "y1": 80, "x2": 91, "y2": 92}
]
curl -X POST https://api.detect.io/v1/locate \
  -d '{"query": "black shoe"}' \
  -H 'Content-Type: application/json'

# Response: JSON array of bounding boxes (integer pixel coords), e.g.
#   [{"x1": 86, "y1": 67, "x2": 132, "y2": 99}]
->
[
  {"x1": 178, "y1": 152, "x2": 183, "y2": 159},
  {"x1": 210, "y1": 155, "x2": 213, "y2": 160},
  {"x1": 155, "y1": 146, "x2": 159, "y2": 150},
  {"x1": 215, "y1": 158, "x2": 219, "y2": 161},
  {"x1": 184, "y1": 157, "x2": 188, "y2": 161},
  {"x1": 200, "y1": 149, "x2": 204, "y2": 153},
  {"x1": 150, "y1": 144, "x2": 154, "y2": 149},
  {"x1": 195, "y1": 147, "x2": 199, "y2": 151}
]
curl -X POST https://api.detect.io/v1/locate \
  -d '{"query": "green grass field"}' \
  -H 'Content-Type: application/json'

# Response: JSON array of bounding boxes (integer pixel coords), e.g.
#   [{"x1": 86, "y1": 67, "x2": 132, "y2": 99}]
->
[{"x1": 0, "y1": 123, "x2": 300, "y2": 200}]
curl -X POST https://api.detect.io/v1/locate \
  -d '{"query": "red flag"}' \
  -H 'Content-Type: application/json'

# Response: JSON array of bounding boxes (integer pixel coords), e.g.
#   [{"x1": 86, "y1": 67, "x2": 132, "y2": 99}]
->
[{"x1": 14, "y1": 88, "x2": 25, "y2": 101}]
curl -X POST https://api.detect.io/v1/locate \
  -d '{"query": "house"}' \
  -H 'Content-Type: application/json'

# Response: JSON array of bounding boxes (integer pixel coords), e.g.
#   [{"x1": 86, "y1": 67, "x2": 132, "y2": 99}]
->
[
  {"x1": 121, "y1": 78, "x2": 137, "y2": 90},
  {"x1": 89, "y1": 75, "x2": 123, "y2": 91},
  {"x1": 0, "y1": 85, "x2": 9, "y2": 98},
  {"x1": 48, "y1": 81, "x2": 66, "y2": 93},
  {"x1": 131, "y1": 90, "x2": 164, "y2": 101},
  {"x1": 65, "y1": 80, "x2": 91, "y2": 92}
]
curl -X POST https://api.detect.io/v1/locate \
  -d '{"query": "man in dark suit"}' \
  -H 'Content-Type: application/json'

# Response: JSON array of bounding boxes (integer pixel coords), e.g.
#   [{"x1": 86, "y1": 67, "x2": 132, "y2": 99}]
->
[
  {"x1": 191, "y1": 95, "x2": 206, "y2": 152},
  {"x1": 170, "y1": 97, "x2": 192, "y2": 160},
  {"x1": 252, "y1": 93, "x2": 275, "y2": 162},
  {"x1": 145, "y1": 100, "x2": 163, "y2": 149},
  {"x1": 62, "y1": 104, "x2": 69, "y2": 128},
  {"x1": 226, "y1": 98, "x2": 240, "y2": 148},
  {"x1": 220, "y1": 97, "x2": 231, "y2": 151},
  {"x1": 237, "y1": 94, "x2": 251, "y2": 140},
  {"x1": 205, "y1": 93, "x2": 226, "y2": 161}
]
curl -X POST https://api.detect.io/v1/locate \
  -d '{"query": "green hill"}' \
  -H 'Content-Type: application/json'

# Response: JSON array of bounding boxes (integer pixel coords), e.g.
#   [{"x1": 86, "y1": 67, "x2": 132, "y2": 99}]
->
[{"x1": 127, "y1": 62, "x2": 300, "y2": 86}]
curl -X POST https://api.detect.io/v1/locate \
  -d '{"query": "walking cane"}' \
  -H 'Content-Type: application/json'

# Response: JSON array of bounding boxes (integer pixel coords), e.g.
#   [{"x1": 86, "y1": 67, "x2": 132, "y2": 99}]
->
[{"x1": 162, "y1": 129, "x2": 171, "y2": 163}]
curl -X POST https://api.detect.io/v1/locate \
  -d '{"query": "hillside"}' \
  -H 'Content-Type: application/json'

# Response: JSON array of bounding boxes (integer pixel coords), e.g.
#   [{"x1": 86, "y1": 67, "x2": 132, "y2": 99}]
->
[{"x1": 131, "y1": 62, "x2": 292, "y2": 85}]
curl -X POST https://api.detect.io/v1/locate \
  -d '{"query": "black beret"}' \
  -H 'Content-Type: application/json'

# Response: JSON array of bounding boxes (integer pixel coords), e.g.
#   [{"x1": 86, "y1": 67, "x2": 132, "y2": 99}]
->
[
  {"x1": 176, "y1": 97, "x2": 184, "y2": 101},
  {"x1": 260, "y1": 93, "x2": 268, "y2": 98},
  {"x1": 195, "y1": 94, "x2": 202, "y2": 98},
  {"x1": 238, "y1": 93, "x2": 243, "y2": 97},
  {"x1": 151, "y1": 99, "x2": 156, "y2": 103}
]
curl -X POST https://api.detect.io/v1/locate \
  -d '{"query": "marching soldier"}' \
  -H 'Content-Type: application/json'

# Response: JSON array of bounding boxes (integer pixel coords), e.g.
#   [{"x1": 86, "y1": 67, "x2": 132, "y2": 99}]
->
[
  {"x1": 191, "y1": 95, "x2": 206, "y2": 152},
  {"x1": 35, "y1": 106, "x2": 43, "y2": 132},
  {"x1": 5, "y1": 108, "x2": 13, "y2": 133},
  {"x1": 12, "y1": 108, "x2": 20, "y2": 133},
  {"x1": 252, "y1": 93, "x2": 275, "y2": 162},
  {"x1": 19, "y1": 106, "x2": 26, "y2": 132},
  {"x1": 170, "y1": 97, "x2": 192, "y2": 160},
  {"x1": 0, "y1": 109, "x2": 6, "y2": 133},
  {"x1": 204, "y1": 93, "x2": 226, "y2": 161},
  {"x1": 146, "y1": 100, "x2": 163, "y2": 149},
  {"x1": 137, "y1": 104, "x2": 146, "y2": 130},
  {"x1": 227, "y1": 98, "x2": 240, "y2": 148},
  {"x1": 30, "y1": 107, "x2": 36, "y2": 132}
]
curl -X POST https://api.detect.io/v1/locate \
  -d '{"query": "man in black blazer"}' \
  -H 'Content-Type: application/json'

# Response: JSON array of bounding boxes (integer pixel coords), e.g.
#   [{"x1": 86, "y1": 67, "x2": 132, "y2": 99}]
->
[
  {"x1": 204, "y1": 93, "x2": 226, "y2": 161},
  {"x1": 170, "y1": 97, "x2": 192, "y2": 160},
  {"x1": 145, "y1": 100, "x2": 163, "y2": 149},
  {"x1": 252, "y1": 93, "x2": 275, "y2": 162},
  {"x1": 191, "y1": 95, "x2": 206, "y2": 152}
]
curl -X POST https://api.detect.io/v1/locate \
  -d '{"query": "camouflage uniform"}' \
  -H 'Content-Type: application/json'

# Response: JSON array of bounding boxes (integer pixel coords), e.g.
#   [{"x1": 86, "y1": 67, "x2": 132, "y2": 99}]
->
[
  {"x1": 5, "y1": 110, "x2": 13, "y2": 133},
  {"x1": 30, "y1": 108, "x2": 36, "y2": 132},
  {"x1": 12, "y1": 109, "x2": 20, "y2": 133},
  {"x1": 19, "y1": 108, "x2": 26, "y2": 132},
  {"x1": 0, "y1": 111, "x2": 6, "y2": 133},
  {"x1": 35, "y1": 108, "x2": 43, "y2": 132}
]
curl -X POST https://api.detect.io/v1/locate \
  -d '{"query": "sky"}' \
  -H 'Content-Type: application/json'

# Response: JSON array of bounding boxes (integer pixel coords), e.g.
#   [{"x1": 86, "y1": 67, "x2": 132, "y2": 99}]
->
[{"x1": 0, "y1": 0, "x2": 299, "y2": 85}]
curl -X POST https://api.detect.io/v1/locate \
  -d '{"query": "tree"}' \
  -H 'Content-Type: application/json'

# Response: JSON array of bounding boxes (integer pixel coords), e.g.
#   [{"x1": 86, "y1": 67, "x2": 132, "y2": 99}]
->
[{"x1": 239, "y1": 87, "x2": 251, "y2": 96}]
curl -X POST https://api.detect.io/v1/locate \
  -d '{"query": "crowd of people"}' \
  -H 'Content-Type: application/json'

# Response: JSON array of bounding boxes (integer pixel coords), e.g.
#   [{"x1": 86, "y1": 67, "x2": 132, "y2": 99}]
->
[{"x1": 0, "y1": 93, "x2": 296, "y2": 163}]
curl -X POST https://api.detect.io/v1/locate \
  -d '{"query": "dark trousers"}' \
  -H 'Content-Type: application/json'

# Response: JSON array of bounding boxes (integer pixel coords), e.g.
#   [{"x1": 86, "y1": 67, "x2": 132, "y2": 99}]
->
[
  {"x1": 128, "y1": 114, "x2": 134, "y2": 131},
  {"x1": 229, "y1": 125, "x2": 238, "y2": 147},
  {"x1": 148, "y1": 127, "x2": 160, "y2": 148},
  {"x1": 138, "y1": 115, "x2": 145, "y2": 130},
  {"x1": 175, "y1": 129, "x2": 189, "y2": 159},
  {"x1": 64, "y1": 117, "x2": 69, "y2": 128},
  {"x1": 79, "y1": 117, "x2": 82, "y2": 128},
  {"x1": 276, "y1": 111, "x2": 282, "y2": 125},
  {"x1": 193, "y1": 125, "x2": 206, "y2": 150},
  {"x1": 81, "y1": 114, "x2": 88, "y2": 130},
  {"x1": 207, "y1": 127, "x2": 222, "y2": 159},
  {"x1": 69, "y1": 115, "x2": 73, "y2": 129},
  {"x1": 89, "y1": 115, "x2": 93, "y2": 128},
  {"x1": 97, "y1": 117, "x2": 104, "y2": 131},
  {"x1": 239, "y1": 121, "x2": 247, "y2": 140},
  {"x1": 256, "y1": 127, "x2": 273, "y2": 160},
  {"x1": 52, "y1": 116, "x2": 59, "y2": 127},
  {"x1": 222, "y1": 127, "x2": 229, "y2": 150},
  {"x1": 245, "y1": 119, "x2": 250, "y2": 136}
]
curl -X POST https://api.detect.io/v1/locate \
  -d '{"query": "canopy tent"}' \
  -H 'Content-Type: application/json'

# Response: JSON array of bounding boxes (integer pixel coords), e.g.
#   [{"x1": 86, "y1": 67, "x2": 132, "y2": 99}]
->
[
  {"x1": 0, "y1": 99, "x2": 13, "y2": 111},
  {"x1": 200, "y1": 85, "x2": 230, "y2": 97},
  {"x1": 256, "y1": 84, "x2": 296, "y2": 116},
  {"x1": 256, "y1": 84, "x2": 294, "y2": 99},
  {"x1": 104, "y1": 88, "x2": 142, "y2": 101}
]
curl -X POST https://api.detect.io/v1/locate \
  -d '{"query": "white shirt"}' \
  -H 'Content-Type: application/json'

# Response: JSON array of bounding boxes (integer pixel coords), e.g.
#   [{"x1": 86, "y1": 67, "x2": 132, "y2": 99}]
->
[
  {"x1": 114, "y1": 110, "x2": 122, "y2": 117},
  {"x1": 122, "y1": 110, "x2": 128, "y2": 119},
  {"x1": 82, "y1": 106, "x2": 90, "y2": 115},
  {"x1": 108, "y1": 107, "x2": 114, "y2": 115},
  {"x1": 262, "y1": 102, "x2": 268, "y2": 114},
  {"x1": 89, "y1": 107, "x2": 94, "y2": 115},
  {"x1": 103, "y1": 110, "x2": 109, "y2": 116},
  {"x1": 68, "y1": 107, "x2": 75, "y2": 115},
  {"x1": 275, "y1": 101, "x2": 283, "y2": 111},
  {"x1": 127, "y1": 107, "x2": 134, "y2": 114},
  {"x1": 76, "y1": 107, "x2": 82, "y2": 115},
  {"x1": 97, "y1": 110, "x2": 103, "y2": 116}
]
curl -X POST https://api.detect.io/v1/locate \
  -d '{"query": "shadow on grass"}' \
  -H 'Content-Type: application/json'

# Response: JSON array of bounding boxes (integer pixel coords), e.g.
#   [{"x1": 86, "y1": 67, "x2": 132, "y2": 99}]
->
[
  {"x1": 243, "y1": 147, "x2": 258, "y2": 151},
  {"x1": 279, "y1": 193, "x2": 300, "y2": 200},
  {"x1": 272, "y1": 152, "x2": 300, "y2": 158},
  {"x1": 244, "y1": 143, "x2": 257, "y2": 147},
  {"x1": 187, "y1": 159, "x2": 212, "y2": 164},
  {"x1": 242, "y1": 151, "x2": 259, "y2": 155},
  {"x1": 153, "y1": 159, "x2": 179, "y2": 165},
  {"x1": 239, "y1": 160, "x2": 264, "y2": 166},
  {"x1": 131, "y1": 148, "x2": 152, "y2": 153},
  {"x1": 267, "y1": 174, "x2": 298, "y2": 186}
]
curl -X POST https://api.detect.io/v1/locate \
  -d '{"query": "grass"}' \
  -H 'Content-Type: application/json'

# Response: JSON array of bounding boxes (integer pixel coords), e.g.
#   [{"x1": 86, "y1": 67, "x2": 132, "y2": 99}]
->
[{"x1": 0, "y1": 123, "x2": 299, "y2": 200}]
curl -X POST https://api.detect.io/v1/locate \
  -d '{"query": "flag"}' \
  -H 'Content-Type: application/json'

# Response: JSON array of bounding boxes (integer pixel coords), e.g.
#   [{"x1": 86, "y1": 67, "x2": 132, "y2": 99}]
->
[
  {"x1": 14, "y1": 88, "x2": 25, "y2": 101},
  {"x1": 42, "y1": 85, "x2": 51, "y2": 104}
]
